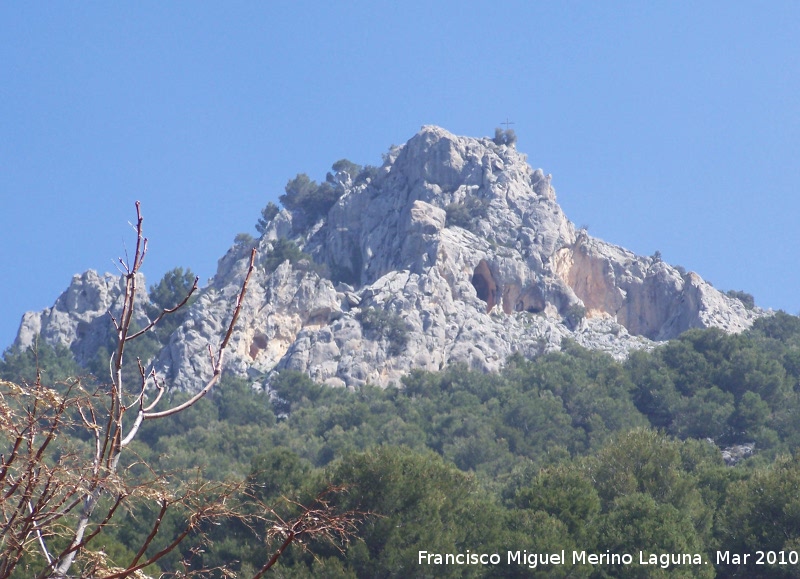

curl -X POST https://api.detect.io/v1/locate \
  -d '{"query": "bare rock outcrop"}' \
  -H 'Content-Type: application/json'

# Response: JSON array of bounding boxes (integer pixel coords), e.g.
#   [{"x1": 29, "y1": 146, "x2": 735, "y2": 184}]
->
[
  {"x1": 14, "y1": 271, "x2": 149, "y2": 366},
  {"x1": 13, "y1": 126, "x2": 762, "y2": 390}
]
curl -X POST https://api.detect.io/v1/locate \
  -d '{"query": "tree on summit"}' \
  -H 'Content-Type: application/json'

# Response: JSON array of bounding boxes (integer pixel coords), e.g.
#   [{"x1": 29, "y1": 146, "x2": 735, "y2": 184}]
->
[
  {"x1": 493, "y1": 127, "x2": 517, "y2": 146},
  {"x1": 328, "y1": 159, "x2": 362, "y2": 184},
  {"x1": 279, "y1": 173, "x2": 339, "y2": 221},
  {"x1": 278, "y1": 159, "x2": 362, "y2": 223},
  {"x1": 255, "y1": 201, "x2": 280, "y2": 236}
]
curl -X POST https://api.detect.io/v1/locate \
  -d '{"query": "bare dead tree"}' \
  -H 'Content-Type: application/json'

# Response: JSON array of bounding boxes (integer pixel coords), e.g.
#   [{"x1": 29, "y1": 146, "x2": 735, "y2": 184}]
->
[
  {"x1": 253, "y1": 486, "x2": 371, "y2": 578},
  {"x1": 1, "y1": 202, "x2": 368, "y2": 578},
  {"x1": 1, "y1": 202, "x2": 256, "y2": 578}
]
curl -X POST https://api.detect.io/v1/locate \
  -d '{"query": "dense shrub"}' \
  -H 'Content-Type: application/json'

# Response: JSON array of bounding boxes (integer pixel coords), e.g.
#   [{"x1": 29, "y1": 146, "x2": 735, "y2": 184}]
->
[
  {"x1": 726, "y1": 289, "x2": 756, "y2": 310},
  {"x1": 279, "y1": 159, "x2": 363, "y2": 223},
  {"x1": 261, "y1": 238, "x2": 327, "y2": 277},
  {"x1": 358, "y1": 307, "x2": 410, "y2": 356},
  {"x1": 493, "y1": 127, "x2": 517, "y2": 146},
  {"x1": 279, "y1": 173, "x2": 340, "y2": 222},
  {"x1": 444, "y1": 196, "x2": 489, "y2": 230},
  {"x1": 233, "y1": 232, "x2": 255, "y2": 248},
  {"x1": 146, "y1": 267, "x2": 197, "y2": 342},
  {"x1": 0, "y1": 340, "x2": 82, "y2": 384},
  {"x1": 329, "y1": 158, "x2": 361, "y2": 183},
  {"x1": 255, "y1": 201, "x2": 279, "y2": 236},
  {"x1": 564, "y1": 304, "x2": 586, "y2": 329}
]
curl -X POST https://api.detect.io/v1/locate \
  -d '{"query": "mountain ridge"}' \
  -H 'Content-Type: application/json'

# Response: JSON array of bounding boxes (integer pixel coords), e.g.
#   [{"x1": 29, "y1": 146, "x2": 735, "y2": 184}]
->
[{"x1": 14, "y1": 126, "x2": 761, "y2": 390}]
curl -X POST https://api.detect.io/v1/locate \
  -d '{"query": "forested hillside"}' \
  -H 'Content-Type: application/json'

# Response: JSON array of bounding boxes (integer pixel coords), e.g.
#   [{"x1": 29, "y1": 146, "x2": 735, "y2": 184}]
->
[{"x1": 4, "y1": 311, "x2": 800, "y2": 577}]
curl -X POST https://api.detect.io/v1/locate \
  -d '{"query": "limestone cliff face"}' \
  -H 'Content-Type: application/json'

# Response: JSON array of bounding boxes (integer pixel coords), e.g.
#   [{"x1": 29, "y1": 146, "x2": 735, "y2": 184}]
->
[
  {"x1": 553, "y1": 234, "x2": 753, "y2": 340},
  {"x1": 13, "y1": 126, "x2": 760, "y2": 390},
  {"x1": 14, "y1": 271, "x2": 150, "y2": 366}
]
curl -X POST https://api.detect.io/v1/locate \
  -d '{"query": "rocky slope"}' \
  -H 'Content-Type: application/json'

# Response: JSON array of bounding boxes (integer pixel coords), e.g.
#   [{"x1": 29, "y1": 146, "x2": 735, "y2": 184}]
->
[{"x1": 14, "y1": 126, "x2": 760, "y2": 390}]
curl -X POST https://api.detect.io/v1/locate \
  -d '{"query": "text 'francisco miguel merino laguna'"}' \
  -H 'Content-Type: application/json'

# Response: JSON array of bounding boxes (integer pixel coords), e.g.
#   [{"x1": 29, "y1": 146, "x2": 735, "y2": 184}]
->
[{"x1": 418, "y1": 550, "x2": 706, "y2": 569}]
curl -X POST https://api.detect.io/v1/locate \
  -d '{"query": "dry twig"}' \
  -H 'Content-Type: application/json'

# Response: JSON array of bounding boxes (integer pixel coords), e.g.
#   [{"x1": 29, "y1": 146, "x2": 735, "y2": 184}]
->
[{"x1": 1, "y1": 202, "x2": 370, "y2": 578}]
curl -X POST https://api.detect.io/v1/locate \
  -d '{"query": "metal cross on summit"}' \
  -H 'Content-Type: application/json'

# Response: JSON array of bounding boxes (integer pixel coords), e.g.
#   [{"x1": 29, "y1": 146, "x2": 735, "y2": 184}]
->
[{"x1": 501, "y1": 118, "x2": 515, "y2": 130}]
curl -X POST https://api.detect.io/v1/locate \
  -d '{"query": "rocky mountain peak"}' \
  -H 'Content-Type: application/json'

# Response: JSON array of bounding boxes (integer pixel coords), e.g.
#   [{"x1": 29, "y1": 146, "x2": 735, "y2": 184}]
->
[{"x1": 14, "y1": 126, "x2": 761, "y2": 390}]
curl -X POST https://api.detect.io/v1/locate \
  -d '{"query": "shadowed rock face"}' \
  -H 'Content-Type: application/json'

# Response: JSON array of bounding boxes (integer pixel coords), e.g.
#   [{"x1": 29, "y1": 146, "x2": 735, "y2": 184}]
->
[
  {"x1": 471, "y1": 260, "x2": 497, "y2": 312},
  {"x1": 15, "y1": 126, "x2": 762, "y2": 390}
]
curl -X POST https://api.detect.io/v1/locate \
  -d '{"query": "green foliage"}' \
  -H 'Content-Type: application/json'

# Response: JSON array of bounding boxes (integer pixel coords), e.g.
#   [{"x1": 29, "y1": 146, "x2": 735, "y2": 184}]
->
[
  {"x1": 626, "y1": 327, "x2": 798, "y2": 447},
  {"x1": 280, "y1": 173, "x2": 316, "y2": 210},
  {"x1": 78, "y1": 266, "x2": 198, "y2": 382},
  {"x1": 329, "y1": 159, "x2": 362, "y2": 183},
  {"x1": 355, "y1": 164, "x2": 380, "y2": 184},
  {"x1": 248, "y1": 448, "x2": 312, "y2": 502},
  {"x1": 280, "y1": 173, "x2": 340, "y2": 222},
  {"x1": 493, "y1": 127, "x2": 517, "y2": 146},
  {"x1": 598, "y1": 493, "x2": 713, "y2": 578},
  {"x1": 234, "y1": 232, "x2": 255, "y2": 247},
  {"x1": 716, "y1": 454, "x2": 800, "y2": 578},
  {"x1": 149, "y1": 267, "x2": 197, "y2": 312},
  {"x1": 262, "y1": 238, "x2": 320, "y2": 274},
  {"x1": 358, "y1": 307, "x2": 410, "y2": 356},
  {"x1": 269, "y1": 369, "x2": 331, "y2": 415},
  {"x1": 137, "y1": 391, "x2": 219, "y2": 447},
  {"x1": 505, "y1": 349, "x2": 646, "y2": 455},
  {"x1": 726, "y1": 289, "x2": 756, "y2": 310},
  {"x1": 146, "y1": 266, "x2": 197, "y2": 342},
  {"x1": 255, "y1": 201, "x2": 280, "y2": 236},
  {"x1": 15, "y1": 298, "x2": 800, "y2": 577},
  {"x1": 751, "y1": 310, "x2": 800, "y2": 341},
  {"x1": 515, "y1": 465, "x2": 601, "y2": 545},
  {"x1": 445, "y1": 201, "x2": 472, "y2": 228},
  {"x1": 277, "y1": 161, "x2": 371, "y2": 224},
  {"x1": 444, "y1": 195, "x2": 489, "y2": 230},
  {"x1": 500, "y1": 388, "x2": 735, "y2": 575},
  {"x1": 260, "y1": 351, "x2": 650, "y2": 479},
  {"x1": 563, "y1": 305, "x2": 586, "y2": 329},
  {"x1": 0, "y1": 340, "x2": 82, "y2": 384},
  {"x1": 587, "y1": 430, "x2": 707, "y2": 516},
  {"x1": 215, "y1": 375, "x2": 275, "y2": 427},
  {"x1": 328, "y1": 447, "x2": 498, "y2": 578}
]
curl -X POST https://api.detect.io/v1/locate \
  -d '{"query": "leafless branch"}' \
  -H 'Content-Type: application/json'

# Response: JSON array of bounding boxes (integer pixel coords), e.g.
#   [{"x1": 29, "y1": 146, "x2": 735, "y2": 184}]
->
[
  {"x1": 253, "y1": 486, "x2": 374, "y2": 578},
  {"x1": 0, "y1": 203, "x2": 258, "y2": 578},
  {"x1": 1, "y1": 203, "x2": 369, "y2": 579},
  {"x1": 143, "y1": 247, "x2": 256, "y2": 421},
  {"x1": 125, "y1": 275, "x2": 199, "y2": 341}
]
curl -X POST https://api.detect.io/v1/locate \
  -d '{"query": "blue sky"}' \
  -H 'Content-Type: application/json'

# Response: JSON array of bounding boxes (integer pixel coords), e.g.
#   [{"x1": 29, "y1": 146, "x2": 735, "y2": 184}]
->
[{"x1": 2, "y1": 2, "x2": 799, "y2": 349}]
